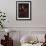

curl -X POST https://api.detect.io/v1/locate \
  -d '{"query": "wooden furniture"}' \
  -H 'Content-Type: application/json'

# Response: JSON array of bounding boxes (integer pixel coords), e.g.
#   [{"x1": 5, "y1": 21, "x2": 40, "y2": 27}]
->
[
  {"x1": 41, "y1": 34, "x2": 46, "y2": 46},
  {"x1": 1, "y1": 33, "x2": 13, "y2": 46}
]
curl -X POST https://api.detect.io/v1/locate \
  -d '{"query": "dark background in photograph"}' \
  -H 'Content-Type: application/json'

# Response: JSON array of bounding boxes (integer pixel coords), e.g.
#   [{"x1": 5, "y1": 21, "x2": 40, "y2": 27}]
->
[{"x1": 18, "y1": 3, "x2": 29, "y2": 18}]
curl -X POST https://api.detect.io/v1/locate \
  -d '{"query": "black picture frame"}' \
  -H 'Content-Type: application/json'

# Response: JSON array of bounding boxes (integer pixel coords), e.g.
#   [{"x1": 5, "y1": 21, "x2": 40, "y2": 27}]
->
[{"x1": 16, "y1": 1, "x2": 31, "y2": 20}]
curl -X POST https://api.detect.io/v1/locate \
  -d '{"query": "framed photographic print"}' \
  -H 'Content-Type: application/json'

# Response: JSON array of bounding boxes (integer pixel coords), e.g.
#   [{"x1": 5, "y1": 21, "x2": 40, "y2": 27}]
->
[{"x1": 16, "y1": 1, "x2": 31, "y2": 20}]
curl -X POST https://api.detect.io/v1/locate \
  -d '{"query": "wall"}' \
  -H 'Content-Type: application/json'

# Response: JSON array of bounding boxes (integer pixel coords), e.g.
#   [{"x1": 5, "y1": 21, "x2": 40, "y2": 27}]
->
[{"x1": 0, "y1": 0, "x2": 46, "y2": 28}]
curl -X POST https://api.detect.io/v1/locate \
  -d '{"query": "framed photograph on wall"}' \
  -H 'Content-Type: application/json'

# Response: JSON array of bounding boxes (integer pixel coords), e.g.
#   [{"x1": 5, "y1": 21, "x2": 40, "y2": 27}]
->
[{"x1": 16, "y1": 1, "x2": 31, "y2": 20}]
